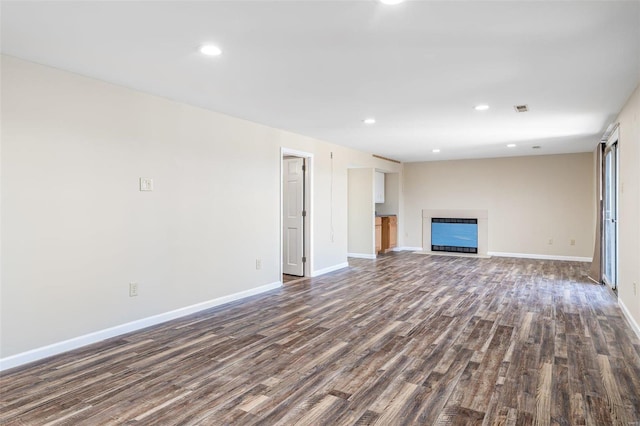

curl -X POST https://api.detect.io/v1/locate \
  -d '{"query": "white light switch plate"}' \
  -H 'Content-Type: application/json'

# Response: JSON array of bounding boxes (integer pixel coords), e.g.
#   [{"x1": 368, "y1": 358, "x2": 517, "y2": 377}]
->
[{"x1": 139, "y1": 177, "x2": 153, "y2": 191}]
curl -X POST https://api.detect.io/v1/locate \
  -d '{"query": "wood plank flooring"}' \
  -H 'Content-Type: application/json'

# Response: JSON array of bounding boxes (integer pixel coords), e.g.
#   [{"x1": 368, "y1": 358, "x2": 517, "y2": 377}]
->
[
  {"x1": 2, "y1": 253, "x2": 640, "y2": 425},
  {"x1": 282, "y1": 274, "x2": 305, "y2": 284}
]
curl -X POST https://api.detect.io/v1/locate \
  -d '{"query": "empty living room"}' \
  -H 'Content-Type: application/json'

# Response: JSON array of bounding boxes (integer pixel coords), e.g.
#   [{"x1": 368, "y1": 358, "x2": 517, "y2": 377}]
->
[{"x1": 1, "y1": 0, "x2": 640, "y2": 424}]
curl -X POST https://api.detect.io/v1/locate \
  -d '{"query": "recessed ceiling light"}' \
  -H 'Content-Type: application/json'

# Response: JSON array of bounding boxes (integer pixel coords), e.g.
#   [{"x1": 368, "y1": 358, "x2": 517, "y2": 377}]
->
[
  {"x1": 200, "y1": 44, "x2": 222, "y2": 56},
  {"x1": 432, "y1": 149, "x2": 441, "y2": 153},
  {"x1": 507, "y1": 144, "x2": 517, "y2": 148},
  {"x1": 380, "y1": 0, "x2": 404, "y2": 4},
  {"x1": 474, "y1": 104, "x2": 490, "y2": 111},
  {"x1": 363, "y1": 118, "x2": 376, "y2": 124}
]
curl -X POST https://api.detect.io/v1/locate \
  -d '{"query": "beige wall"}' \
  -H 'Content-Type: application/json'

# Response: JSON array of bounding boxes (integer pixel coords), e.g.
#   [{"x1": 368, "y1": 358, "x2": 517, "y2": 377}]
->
[
  {"x1": 4, "y1": 53, "x2": 635, "y2": 363},
  {"x1": 347, "y1": 169, "x2": 375, "y2": 256},
  {"x1": 403, "y1": 153, "x2": 595, "y2": 258},
  {"x1": 616, "y1": 85, "x2": 640, "y2": 333},
  {"x1": 0, "y1": 56, "x2": 401, "y2": 359}
]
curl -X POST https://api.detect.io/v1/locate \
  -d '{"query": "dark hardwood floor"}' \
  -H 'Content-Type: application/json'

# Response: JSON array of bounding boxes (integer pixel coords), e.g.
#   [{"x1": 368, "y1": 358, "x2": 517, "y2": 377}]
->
[
  {"x1": 2, "y1": 253, "x2": 640, "y2": 425},
  {"x1": 282, "y1": 274, "x2": 305, "y2": 284}
]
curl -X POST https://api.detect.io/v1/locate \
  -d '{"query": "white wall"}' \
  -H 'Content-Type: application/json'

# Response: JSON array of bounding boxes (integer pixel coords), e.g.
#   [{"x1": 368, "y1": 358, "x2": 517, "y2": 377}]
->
[
  {"x1": 0, "y1": 56, "x2": 401, "y2": 360},
  {"x1": 403, "y1": 153, "x2": 595, "y2": 258},
  {"x1": 616, "y1": 85, "x2": 640, "y2": 334},
  {"x1": 347, "y1": 169, "x2": 375, "y2": 256}
]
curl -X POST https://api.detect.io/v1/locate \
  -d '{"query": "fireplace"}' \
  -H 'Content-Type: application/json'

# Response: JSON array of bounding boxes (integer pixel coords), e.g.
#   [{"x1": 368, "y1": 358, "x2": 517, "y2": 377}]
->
[
  {"x1": 431, "y1": 218, "x2": 478, "y2": 254},
  {"x1": 422, "y1": 209, "x2": 488, "y2": 257}
]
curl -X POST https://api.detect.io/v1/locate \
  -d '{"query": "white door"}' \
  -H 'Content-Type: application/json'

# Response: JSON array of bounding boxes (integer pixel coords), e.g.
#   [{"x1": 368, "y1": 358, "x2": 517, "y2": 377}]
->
[{"x1": 283, "y1": 157, "x2": 305, "y2": 276}]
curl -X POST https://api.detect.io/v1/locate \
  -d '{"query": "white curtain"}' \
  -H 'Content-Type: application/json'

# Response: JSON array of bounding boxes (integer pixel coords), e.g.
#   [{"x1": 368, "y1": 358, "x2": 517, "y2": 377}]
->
[{"x1": 588, "y1": 144, "x2": 603, "y2": 283}]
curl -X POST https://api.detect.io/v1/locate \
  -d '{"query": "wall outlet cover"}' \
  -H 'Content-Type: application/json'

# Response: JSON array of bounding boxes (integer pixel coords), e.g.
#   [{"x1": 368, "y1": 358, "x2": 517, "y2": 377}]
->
[{"x1": 139, "y1": 178, "x2": 153, "y2": 191}]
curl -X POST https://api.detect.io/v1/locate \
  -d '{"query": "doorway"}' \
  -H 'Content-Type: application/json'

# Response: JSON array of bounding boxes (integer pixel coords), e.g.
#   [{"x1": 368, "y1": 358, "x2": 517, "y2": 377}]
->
[
  {"x1": 602, "y1": 128, "x2": 619, "y2": 292},
  {"x1": 281, "y1": 148, "x2": 312, "y2": 282}
]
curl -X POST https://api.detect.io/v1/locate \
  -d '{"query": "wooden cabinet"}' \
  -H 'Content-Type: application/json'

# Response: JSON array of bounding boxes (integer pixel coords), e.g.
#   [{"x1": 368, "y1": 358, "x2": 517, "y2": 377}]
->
[
  {"x1": 377, "y1": 215, "x2": 397, "y2": 254},
  {"x1": 388, "y1": 216, "x2": 397, "y2": 249},
  {"x1": 374, "y1": 172, "x2": 385, "y2": 203},
  {"x1": 375, "y1": 217, "x2": 382, "y2": 254}
]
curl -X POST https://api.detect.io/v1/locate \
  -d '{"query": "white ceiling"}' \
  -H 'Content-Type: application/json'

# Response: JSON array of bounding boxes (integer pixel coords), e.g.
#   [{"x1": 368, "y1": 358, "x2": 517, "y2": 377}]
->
[{"x1": 2, "y1": 0, "x2": 639, "y2": 162}]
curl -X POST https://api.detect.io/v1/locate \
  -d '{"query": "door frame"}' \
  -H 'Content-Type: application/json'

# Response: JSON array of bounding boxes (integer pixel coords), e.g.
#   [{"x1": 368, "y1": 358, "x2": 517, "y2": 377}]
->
[
  {"x1": 601, "y1": 126, "x2": 619, "y2": 292},
  {"x1": 281, "y1": 148, "x2": 313, "y2": 278}
]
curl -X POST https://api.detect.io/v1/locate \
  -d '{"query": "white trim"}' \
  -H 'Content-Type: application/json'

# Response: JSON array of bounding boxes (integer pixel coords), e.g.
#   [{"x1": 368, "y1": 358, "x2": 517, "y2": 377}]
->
[
  {"x1": 605, "y1": 125, "x2": 619, "y2": 148},
  {"x1": 392, "y1": 246, "x2": 423, "y2": 252},
  {"x1": 488, "y1": 252, "x2": 592, "y2": 262},
  {"x1": 619, "y1": 299, "x2": 640, "y2": 341},
  {"x1": 311, "y1": 262, "x2": 349, "y2": 277},
  {"x1": 347, "y1": 253, "x2": 376, "y2": 259},
  {"x1": 281, "y1": 147, "x2": 314, "y2": 278},
  {"x1": 281, "y1": 147, "x2": 314, "y2": 159},
  {"x1": 0, "y1": 281, "x2": 282, "y2": 372}
]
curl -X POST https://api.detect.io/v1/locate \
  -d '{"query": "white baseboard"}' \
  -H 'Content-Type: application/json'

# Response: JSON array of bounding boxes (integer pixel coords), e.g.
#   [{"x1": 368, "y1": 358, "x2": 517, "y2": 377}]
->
[
  {"x1": 311, "y1": 262, "x2": 349, "y2": 277},
  {"x1": 414, "y1": 251, "x2": 491, "y2": 259},
  {"x1": 347, "y1": 253, "x2": 376, "y2": 259},
  {"x1": 0, "y1": 281, "x2": 282, "y2": 372},
  {"x1": 392, "y1": 247, "x2": 423, "y2": 252},
  {"x1": 488, "y1": 252, "x2": 592, "y2": 262},
  {"x1": 619, "y1": 299, "x2": 640, "y2": 341}
]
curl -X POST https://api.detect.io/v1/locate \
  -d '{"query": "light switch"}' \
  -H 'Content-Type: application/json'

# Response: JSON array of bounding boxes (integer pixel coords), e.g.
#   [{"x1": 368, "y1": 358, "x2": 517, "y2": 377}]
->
[{"x1": 139, "y1": 177, "x2": 153, "y2": 191}]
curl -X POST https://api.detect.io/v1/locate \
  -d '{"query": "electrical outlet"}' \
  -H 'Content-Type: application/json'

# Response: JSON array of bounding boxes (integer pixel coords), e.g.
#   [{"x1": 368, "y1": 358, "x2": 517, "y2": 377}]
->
[
  {"x1": 256, "y1": 259, "x2": 262, "y2": 270},
  {"x1": 570, "y1": 239, "x2": 576, "y2": 246},
  {"x1": 139, "y1": 178, "x2": 153, "y2": 191},
  {"x1": 548, "y1": 239, "x2": 553, "y2": 245},
  {"x1": 129, "y1": 282, "x2": 138, "y2": 297}
]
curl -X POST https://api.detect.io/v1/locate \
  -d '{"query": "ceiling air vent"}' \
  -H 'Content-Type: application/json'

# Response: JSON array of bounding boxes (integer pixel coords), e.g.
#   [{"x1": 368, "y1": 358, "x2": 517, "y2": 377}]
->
[{"x1": 514, "y1": 104, "x2": 529, "y2": 113}]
